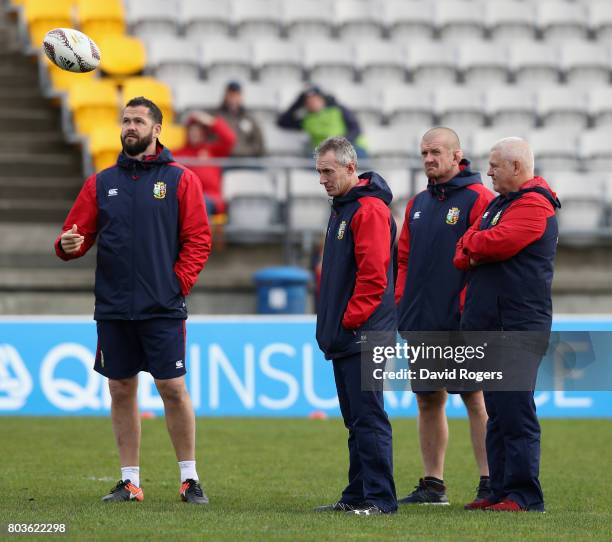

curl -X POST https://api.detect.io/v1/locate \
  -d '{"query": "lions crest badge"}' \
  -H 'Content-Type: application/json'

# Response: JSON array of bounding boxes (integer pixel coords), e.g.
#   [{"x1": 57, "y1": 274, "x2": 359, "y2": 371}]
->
[
  {"x1": 491, "y1": 210, "x2": 502, "y2": 226},
  {"x1": 153, "y1": 181, "x2": 167, "y2": 199},
  {"x1": 445, "y1": 207, "x2": 460, "y2": 225}
]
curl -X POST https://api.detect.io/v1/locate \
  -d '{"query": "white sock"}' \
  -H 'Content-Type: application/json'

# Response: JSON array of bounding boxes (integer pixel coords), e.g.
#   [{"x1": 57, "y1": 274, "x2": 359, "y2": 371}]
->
[
  {"x1": 121, "y1": 466, "x2": 140, "y2": 488},
  {"x1": 178, "y1": 460, "x2": 198, "y2": 482}
]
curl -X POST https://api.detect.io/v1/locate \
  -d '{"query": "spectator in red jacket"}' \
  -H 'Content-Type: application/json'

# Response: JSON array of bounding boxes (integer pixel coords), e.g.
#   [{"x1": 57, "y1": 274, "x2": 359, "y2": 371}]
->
[{"x1": 173, "y1": 112, "x2": 236, "y2": 216}]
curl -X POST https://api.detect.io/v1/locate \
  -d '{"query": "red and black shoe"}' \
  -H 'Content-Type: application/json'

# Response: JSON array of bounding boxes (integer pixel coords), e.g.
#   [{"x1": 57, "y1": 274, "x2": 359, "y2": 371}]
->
[
  {"x1": 101, "y1": 479, "x2": 144, "y2": 502},
  {"x1": 464, "y1": 478, "x2": 494, "y2": 510},
  {"x1": 485, "y1": 499, "x2": 526, "y2": 512},
  {"x1": 464, "y1": 497, "x2": 496, "y2": 510},
  {"x1": 180, "y1": 478, "x2": 209, "y2": 505}
]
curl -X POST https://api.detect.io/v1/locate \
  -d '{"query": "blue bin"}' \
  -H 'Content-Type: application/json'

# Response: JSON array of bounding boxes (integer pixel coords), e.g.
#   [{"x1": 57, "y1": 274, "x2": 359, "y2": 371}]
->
[{"x1": 253, "y1": 266, "x2": 311, "y2": 314}]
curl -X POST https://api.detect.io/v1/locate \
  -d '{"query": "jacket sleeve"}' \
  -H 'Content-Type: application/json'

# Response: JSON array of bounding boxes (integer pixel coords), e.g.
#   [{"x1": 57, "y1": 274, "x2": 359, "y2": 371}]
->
[
  {"x1": 174, "y1": 168, "x2": 212, "y2": 295},
  {"x1": 206, "y1": 117, "x2": 236, "y2": 157},
  {"x1": 54, "y1": 174, "x2": 98, "y2": 260},
  {"x1": 277, "y1": 94, "x2": 304, "y2": 130},
  {"x1": 453, "y1": 219, "x2": 480, "y2": 271},
  {"x1": 458, "y1": 194, "x2": 552, "y2": 265},
  {"x1": 342, "y1": 199, "x2": 392, "y2": 330},
  {"x1": 339, "y1": 104, "x2": 362, "y2": 143},
  {"x1": 394, "y1": 197, "x2": 414, "y2": 304}
]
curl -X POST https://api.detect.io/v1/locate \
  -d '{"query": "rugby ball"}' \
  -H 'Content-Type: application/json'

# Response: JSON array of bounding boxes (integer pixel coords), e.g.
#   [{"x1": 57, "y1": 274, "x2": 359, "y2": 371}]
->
[{"x1": 42, "y1": 28, "x2": 101, "y2": 73}]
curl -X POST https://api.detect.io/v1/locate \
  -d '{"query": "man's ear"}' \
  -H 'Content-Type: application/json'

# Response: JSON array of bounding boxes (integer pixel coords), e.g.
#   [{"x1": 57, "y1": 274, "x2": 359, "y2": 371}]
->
[
  {"x1": 454, "y1": 149, "x2": 464, "y2": 165},
  {"x1": 346, "y1": 161, "x2": 356, "y2": 175},
  {"x1": 153, "y1": 123, "x2": 162, "y2": 139},
  {"x1": 513, "y1": 160, "x2": 521, "y2": 176}
]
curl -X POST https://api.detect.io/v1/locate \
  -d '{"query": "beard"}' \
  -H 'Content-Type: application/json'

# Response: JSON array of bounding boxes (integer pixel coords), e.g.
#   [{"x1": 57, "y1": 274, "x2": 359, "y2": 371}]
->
[{"x1": 121, "y1": 130, "x2": 154, "y2": 157}]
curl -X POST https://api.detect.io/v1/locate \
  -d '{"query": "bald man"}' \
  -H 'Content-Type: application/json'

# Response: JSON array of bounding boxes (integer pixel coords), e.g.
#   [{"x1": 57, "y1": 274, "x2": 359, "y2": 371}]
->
[
  {"x1": 454, "y1": 137, "x2": 561, "y2": 512},
  {"x1": 395, "y1": 127, "x2": 494, "y2": 507}
]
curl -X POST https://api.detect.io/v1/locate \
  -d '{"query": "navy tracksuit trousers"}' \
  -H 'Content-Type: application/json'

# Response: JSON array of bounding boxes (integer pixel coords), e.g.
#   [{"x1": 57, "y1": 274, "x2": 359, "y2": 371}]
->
[
  {"x1": 484, "y1": 390, "x2": 545, "y2": 511},
  {"x1": 332, "y1": 353, "x2": 397, "y2": 512}
]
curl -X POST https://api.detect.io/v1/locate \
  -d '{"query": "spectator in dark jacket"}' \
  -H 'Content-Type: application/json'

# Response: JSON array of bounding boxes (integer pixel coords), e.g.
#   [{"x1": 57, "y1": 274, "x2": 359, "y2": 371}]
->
[
  {"x1": 173, "y1": 111, "x2": 236, "y2": 216},
  {"x1": 314, "y1": 136, "x2": 397, "y2": 516},
  {"x1": 216, "y1": 81, "x2": 265, "y2": 158},
  {"x1": 454, "y1": 137, "x2": 561, "y2": 513},
  {"x1": 277, "y1": 86, "x2": 367, "y2": 157}
]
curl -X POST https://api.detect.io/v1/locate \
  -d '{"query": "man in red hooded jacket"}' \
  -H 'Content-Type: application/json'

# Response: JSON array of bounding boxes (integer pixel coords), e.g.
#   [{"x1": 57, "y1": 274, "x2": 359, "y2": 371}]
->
[{"x1": 173, "y1": 111, "x2": 236, "y2": 216}]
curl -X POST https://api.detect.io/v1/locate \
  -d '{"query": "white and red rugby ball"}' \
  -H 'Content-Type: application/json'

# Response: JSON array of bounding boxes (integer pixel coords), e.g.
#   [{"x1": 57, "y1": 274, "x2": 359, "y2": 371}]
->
[{"x1": 42, "y1": 28, "x2": 101, "y2": 73}]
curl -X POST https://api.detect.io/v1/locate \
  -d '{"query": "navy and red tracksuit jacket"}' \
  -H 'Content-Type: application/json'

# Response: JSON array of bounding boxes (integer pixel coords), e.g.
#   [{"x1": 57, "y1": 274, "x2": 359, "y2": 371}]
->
[
  {"x1": 395, "y1": 161, "x2": 493, "y2": 332},
  {"x1": 54, "y1": 144, "x2": 211, "y2": 320},
  {"x1": 316, "y1": 172, "x2": 397, "y2": 360},
  {"x1": 454, "y1": 177, "x2": 561, "y2": 331}
]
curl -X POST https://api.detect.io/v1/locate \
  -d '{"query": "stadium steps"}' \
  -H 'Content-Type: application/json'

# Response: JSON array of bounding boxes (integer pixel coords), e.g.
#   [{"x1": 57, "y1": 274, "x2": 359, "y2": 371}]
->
[{"x1": 0, "y1": 8, "x2": 84, "y2": 224}]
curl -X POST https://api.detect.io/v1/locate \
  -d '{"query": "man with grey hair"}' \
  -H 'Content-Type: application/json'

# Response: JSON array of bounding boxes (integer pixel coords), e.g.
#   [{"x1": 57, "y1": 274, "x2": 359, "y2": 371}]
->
[
  {"x1": 314, "y1": 136, "x2": 398, "y2": 515},
  {"x1": 454, "y1": 137, "x2": 561, "y2": 512}
]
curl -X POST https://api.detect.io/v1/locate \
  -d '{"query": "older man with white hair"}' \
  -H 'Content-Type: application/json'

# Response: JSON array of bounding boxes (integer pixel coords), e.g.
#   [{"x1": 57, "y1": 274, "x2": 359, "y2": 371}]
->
[{"x1": 454, "y1": 137, "x2": 561, "y2": 512}]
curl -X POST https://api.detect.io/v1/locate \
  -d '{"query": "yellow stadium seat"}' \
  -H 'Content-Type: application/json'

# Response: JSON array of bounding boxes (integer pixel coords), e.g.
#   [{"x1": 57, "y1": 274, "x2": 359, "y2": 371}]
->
[
  {"x1": 89, "y1": 123, "x2": 122, "y2": 171},
  {"x1": 97, "y1": 34, "x2": 146, "y2": 78},
  {"x1": 76, "y1": 0, "x2": 125, "y2": 44},
  {"x1": 122, "y1": 76, "x2": 174, "y2": 123},
  {"x1": 22, "y1": 0, "x2": 74, "y2": 48},
  {"x1": 160, "y1": 124, "x2": 186, "y2": 152},
  {"x1": 69, "y1": 79, "x2": 120, "y2": 136},
  {"x1": 46, "y1": 59, "x2": 97, "y2": 93}
]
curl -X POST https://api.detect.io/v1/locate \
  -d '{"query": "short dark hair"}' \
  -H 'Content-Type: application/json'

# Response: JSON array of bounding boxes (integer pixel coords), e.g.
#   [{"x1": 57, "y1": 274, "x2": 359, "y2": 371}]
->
[{"x1": 124, "y1": 96, "x2": 163, "y2": 124}]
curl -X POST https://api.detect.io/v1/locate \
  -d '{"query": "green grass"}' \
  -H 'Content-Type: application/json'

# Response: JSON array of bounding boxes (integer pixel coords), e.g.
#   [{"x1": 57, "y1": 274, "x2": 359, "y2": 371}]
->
[{"x1": 0, "y1": 417, "x2": 611, "y2": 541}]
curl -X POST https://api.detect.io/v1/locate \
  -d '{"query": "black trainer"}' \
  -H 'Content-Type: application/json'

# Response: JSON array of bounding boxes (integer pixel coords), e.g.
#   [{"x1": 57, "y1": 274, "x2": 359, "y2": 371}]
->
[
  {"x1": 398, "y1": 478, "x2": 449, "y2": 505},
  {"x1": 101, "y1": 479, "x2": 144, "y2": 502},
  {"x1": 476, "y1": 477, "x2": 492, "y2": 500},
  {"x1": 180, "y1": 478, "x2": 209, "y2": 504},
  {"x1": 314, "y1": 501, "x2": 362, "y2": 512},
  {"x1": 346, "y1": 504, "x2": 393, "y2": 516}
]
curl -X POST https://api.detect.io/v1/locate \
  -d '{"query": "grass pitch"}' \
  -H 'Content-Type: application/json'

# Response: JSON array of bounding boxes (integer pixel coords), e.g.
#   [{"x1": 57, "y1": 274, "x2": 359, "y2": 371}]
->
[{"x1": 0, "y1": 417, "x2": 610, "y2": 541}]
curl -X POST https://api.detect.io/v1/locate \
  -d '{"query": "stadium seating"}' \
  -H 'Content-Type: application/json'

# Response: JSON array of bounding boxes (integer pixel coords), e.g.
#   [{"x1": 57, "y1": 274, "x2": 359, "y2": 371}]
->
[
  {"x1": 485, "y1": 87, "x2": 537, "y2": 131},
  {"x1": 588, "y1": 88, "x2": 612, "y2": 129},
  {"x1": 356, "y1": 41, "x2": 406, "y2": 88},
  {"x1": 20, "y1": 0, "x2": 73, "y2": 47},
  {"x1": 160, "y1": 123, "x2": 186, "y2": 152},
  {"x1": 548, "y1": 172, "x2": 605, "y2": 233},
  {"x1": 287, "y1": 169, "x2": 330, "y2": 231},
  {"x1": 303, "y1": 41, "x2": 356, "y2": 87},
  {"x1": 327, "y1": 85, "x2": 383, "y2": 128},
  {"x1": 436, "y1": 1, "x2": 487, "y2": 42},
  {"x1": 97, "y1": 34, "x2": 146, "y2": 78},
  {"x1": 126, "y1": 0, "x2": 180, "y2": 40},
  {"x1": 172, "y1": 81, "x2": 226, "y2": 118},
  {"x1": 486, "y1": 1, "x2": 537, "y2": 43},
  {"x1": 68, "y1": 79, "x2": 120, "y2": 136},
  {"x1": 590, "y1": 1, "x2": 612, "y2": 43},
  {"x1": 384, "y1": 1, "x2": 435, "y2": 42},
  {"x1": 121, "y1": 77, "x2": 174, "y2": 123},
  {"x1": 407, "y1": 42, "x2": 458, "y2": 86},
  {"x1": 145, "y1": 38, "x2": 200, "y2": 84},
  {"x1": 46, "y1": 60, "x2": 97, "y2": 94},
  {"x1": 233, "y1": 0, "x2": 282, "y2": 40},
  {"x1": 510, "y1": 41, "x2": 560, "y2": 87},
  {"x1": 182, "y1": 0, "x2": 232, "y2": 40},
  {"x1": 536, "y1": 87, "x2": 588, "y2": 131},
  {"x1": 282, "y1": 1, "x2": 333, "y2": 41},
  {"x1": 537, "y1": 1, "x2": 589, "y2": 43},
  {"x1": 458, "y1": 42, "x2": 509, "y2": 87},
  {"x1": 334, "y1": 0, "x2": 384, "y2": 41},
  {"x1": 382, "y1": 86, "x2": 434, "y2": 129},
  {"x1": 560, "y1": 42, "x2": 610, "y2": 88},
  {"x1": 88, "y1": 123, "x2": 122, "y2": 171},
  {"x1": 435, "y1": 87, "x2": 486, "y2": 129},
  {"x1": 223, "y1": 169, "x2": 280, "y2": 231},
  {"x1": 579, "y1": 129, "x2": 612, "y2": 172},
  {"x1": 529, "y1": 129, "x2": 580, "y2": 171},
  {"x1": 253, "y1": 40, "x2": 303, "y2": 85},
  {"x1": 76, "y1": 0, "x2": 125, "y2": 44},
  {"x1": 199, "y1": 39, "x2": 252, "y2": 83}
]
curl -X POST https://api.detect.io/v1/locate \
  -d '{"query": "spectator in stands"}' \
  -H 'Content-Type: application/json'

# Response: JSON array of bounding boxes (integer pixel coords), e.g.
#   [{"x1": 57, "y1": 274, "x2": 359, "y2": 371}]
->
[
  {"x1": 454, "y1": 137, "x2": 561, "y2": 512},
  {"x1": 173, "y1": 111, "x2": 236, "y2": 217},
  {"x1": 215, "y1": 81, "x2": 265, "y2": 159},
  {"x1": 277, "y1": 86, "x2": 367, "y2": 158}
]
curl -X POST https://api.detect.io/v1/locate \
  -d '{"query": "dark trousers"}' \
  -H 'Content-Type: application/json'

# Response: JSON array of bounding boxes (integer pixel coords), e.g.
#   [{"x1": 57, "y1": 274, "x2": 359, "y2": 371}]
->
[
  {"x1": 484, "y1": 390, "x2": 545, "y2": 511},
  {"x1": 332, "y1": 353, "x2": 397, "y2": 512}
]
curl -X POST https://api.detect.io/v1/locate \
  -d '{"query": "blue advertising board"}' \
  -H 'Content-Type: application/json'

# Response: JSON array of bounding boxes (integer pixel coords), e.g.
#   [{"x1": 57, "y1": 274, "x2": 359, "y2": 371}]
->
[{"x1": 0, "y1": 316, "x2": 611, "y2": 417}]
